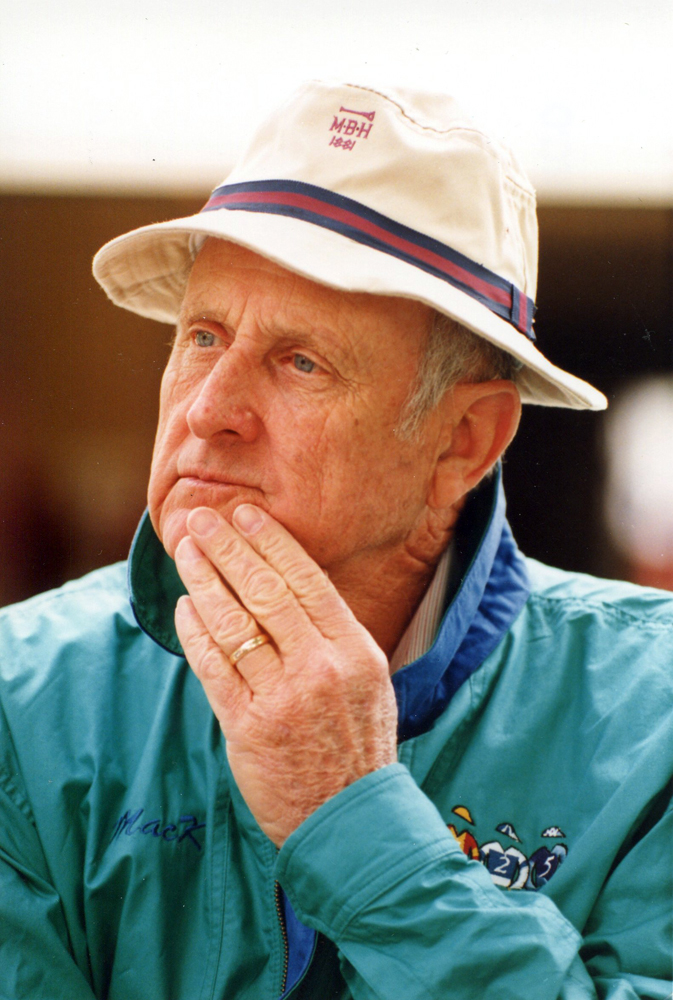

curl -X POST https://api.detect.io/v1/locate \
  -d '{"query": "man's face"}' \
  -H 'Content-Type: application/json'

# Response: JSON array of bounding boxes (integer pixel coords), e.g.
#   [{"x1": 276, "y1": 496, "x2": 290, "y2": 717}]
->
[{"x1": 148, "y1": 238, "x2": 442, "y2": 577}]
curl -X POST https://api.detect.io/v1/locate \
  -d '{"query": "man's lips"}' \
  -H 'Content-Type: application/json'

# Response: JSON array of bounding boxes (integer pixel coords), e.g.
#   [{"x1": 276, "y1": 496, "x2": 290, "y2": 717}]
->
[{"x1": 177, "y1": 473, "x2": 260, "y2": 491}]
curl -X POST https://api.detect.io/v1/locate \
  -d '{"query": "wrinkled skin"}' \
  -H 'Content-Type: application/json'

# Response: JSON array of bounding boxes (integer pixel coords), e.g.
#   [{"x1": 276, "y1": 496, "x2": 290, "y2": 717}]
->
[
  {"x1": 150, "y1": 239, "x2": 520, "y2": 845},
  {"x1": 175, "y1": 503, "x2": 398, "y2": 846}
]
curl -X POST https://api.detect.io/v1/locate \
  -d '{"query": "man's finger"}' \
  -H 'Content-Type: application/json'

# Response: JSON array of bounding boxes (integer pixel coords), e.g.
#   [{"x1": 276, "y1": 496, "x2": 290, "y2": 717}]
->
[
  {"x1": 185, "y1": 509, "x2": 316, "y2": 655},
  {"x1": 233, "y1": 504, "x2": 362, "y2": 640},
  {"x1": 175, "y1": 536, "x2": 281, "y2": 686},
  {"x1": 189, "y1": 505, "x2": 358, "y2": 642},
  {"x1": 174, "y1": 595, "x2": 250, "y2": 720}
]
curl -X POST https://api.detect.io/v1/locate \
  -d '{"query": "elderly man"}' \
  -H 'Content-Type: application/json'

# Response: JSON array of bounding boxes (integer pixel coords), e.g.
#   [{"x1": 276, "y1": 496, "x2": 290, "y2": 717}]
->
[{"x1": 0, "y1": 82, "x2": 671, "y2": 999}]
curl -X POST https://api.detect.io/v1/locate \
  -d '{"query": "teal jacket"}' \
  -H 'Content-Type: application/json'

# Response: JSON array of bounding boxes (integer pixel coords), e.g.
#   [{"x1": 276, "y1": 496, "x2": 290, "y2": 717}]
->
[{"x1": 1, "y1": 476, "x2": 671, "y2": 999}]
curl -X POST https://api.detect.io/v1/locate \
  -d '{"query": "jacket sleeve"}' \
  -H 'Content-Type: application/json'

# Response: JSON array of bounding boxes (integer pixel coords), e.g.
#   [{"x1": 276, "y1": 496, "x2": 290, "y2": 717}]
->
[
  {"x1": 0, "y1": 775, "x2": 96, "y2": 1000},
  {"x1": 276, "y1": 765, "x2": 672, "y2": 1000}
]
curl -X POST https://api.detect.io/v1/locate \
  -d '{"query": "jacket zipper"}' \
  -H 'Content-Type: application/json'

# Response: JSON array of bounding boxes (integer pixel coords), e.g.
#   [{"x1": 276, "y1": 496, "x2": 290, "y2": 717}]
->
[{"x1": 274, "y1": 880, "x2": 289, "y2": 996}]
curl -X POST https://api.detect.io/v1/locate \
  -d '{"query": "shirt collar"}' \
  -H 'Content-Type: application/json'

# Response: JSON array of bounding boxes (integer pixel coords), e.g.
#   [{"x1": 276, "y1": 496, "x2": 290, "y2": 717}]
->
[{"x1": 389, "y1": 543, "x2": 453, "y2": 674}]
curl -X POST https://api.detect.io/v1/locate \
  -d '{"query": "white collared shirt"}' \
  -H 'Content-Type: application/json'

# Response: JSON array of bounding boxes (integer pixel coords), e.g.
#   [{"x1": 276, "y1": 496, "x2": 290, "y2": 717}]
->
[{"x1": 389, "y1": 544, "x2": 452, "y2": 674}]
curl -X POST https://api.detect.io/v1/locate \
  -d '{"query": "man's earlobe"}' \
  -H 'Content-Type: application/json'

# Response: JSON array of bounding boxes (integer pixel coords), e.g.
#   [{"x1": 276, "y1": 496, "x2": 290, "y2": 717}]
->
[{"x1": 429, "y1": 381, "x2": 521, "y2": 509}]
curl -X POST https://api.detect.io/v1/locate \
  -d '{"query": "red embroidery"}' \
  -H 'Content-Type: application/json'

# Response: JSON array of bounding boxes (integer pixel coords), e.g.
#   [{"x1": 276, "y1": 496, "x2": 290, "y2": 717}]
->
[
  {"x1": 329, "y1": 135, "x2": 356, "y2": 151},
  {"x1": 329, "y1": 110, "x2": 374, "y2": 147},
  {"x1": 339, "y1": 106, "x2": 376, "y2": 121}
]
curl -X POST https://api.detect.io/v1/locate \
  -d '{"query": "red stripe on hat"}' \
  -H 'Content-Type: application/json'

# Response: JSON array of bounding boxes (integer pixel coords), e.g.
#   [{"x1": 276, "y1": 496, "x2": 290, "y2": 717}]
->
[
  {"x1": 207, "y1": 190, "x2": 512, "y2": 310},
  {"x1": 518, "y1": 295, "x2": 528, "y2": 335}
]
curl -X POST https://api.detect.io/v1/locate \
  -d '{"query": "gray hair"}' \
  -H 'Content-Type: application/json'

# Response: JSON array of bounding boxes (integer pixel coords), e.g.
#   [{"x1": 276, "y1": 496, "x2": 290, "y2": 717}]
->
[{"x1": 397, "y1": 311, "x2": 519, "y2": 438}]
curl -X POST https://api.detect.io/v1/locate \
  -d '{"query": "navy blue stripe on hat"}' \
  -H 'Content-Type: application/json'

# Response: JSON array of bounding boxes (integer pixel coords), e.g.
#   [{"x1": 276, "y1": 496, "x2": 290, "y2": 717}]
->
[{"x1": 200, "y1": 179, "x2": 536, "y2": 340}]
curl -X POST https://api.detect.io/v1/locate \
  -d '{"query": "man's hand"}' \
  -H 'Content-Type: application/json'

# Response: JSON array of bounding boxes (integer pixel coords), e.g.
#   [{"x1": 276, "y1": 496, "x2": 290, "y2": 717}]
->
[{"x1": 174, "y1": 504, "x2": 398, "y2": 846}]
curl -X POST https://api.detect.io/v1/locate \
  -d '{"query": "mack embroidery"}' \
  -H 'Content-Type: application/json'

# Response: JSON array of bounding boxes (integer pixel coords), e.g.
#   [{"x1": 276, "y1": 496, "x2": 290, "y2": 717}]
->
[
  {"x1": 448, "y1": 805, "x2": 479, "y2": 859},
  {"x1": 526, "y1": 845, "x2": 568, "y2": 889},
  {"x1": 110, "y1": 809, "x2": 206, "y2": 851},
  {"x1": 447, "y1": 824, "x2": 480, "y2": 860}
]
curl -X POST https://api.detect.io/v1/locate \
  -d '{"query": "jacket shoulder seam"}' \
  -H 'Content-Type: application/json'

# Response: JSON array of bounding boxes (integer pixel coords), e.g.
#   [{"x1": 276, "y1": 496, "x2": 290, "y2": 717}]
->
[
  {"x1": 0, "y1": 560, "x2": 125, "y2": 617},
  {"x1": 0, "y1": 563, "x2": 128, "y2": 622},
  {"x1": 527, "y1": 591, "x2": 673, "y2": 632}
]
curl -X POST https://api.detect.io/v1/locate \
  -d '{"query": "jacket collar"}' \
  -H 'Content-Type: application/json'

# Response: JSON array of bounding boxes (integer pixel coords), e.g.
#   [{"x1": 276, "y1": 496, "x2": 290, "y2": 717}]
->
[
  {"x1": 128, "y1": 467, "x2": 530, "y2": 740},
  {"x1": 392, "y1": 467, "x2": 530, "y2": 740}
]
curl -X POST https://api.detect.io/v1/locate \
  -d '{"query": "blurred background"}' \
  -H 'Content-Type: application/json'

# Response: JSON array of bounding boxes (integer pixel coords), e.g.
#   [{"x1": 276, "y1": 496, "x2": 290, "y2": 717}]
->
[{"x1": 1, "y1": 0, "x2": 672, "y2": 606}]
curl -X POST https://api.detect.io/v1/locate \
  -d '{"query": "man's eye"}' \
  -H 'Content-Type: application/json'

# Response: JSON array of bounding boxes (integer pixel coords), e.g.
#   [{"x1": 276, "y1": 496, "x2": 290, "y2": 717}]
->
[
  {"x1": 293, "y1": 354, "x2": 316, "y2": 373},
  {"x1": 194, "y1": 330, "x2": 216, "y2": 347}
]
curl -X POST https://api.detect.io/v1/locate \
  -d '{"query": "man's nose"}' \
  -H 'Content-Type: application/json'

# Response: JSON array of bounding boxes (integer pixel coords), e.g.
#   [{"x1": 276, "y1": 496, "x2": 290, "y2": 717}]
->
[{"x1": 185, "y1": 354, "x2": 263, "y2": 443}]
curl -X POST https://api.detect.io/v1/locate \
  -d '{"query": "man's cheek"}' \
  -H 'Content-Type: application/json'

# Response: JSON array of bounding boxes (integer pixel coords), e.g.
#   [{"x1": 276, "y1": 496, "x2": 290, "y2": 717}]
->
[
  {"x1": 148, "y1": 434, "x2": 184, "y2": 545},
  {"x1": 150, "y1": 402, "x2": 192, "y2": 488},
  {"x1": 156, "y1": 362, "x2": 202, "y2": 438}
]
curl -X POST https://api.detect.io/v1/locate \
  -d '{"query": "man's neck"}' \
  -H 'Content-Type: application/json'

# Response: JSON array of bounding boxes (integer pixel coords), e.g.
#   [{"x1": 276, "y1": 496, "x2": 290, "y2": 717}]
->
[
  {"x1": 326, "y1": 515, "x2": 458, "y2": 660},
  {"x1": 389, "y1": 544, "x2": 452, "y2": 674}
]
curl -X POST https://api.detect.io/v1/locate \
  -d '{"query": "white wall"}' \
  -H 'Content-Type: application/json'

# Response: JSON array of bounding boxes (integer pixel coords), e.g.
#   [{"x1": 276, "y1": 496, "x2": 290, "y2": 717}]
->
[{"x1": 1, "y1": 0, "x2": 671, "y2": 202}]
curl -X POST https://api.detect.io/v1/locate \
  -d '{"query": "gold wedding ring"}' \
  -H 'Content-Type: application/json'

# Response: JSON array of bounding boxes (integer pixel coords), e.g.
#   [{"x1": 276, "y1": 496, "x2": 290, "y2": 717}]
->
[{"x1": 229, "y1": 633, "x2": 271, "y2": 665}]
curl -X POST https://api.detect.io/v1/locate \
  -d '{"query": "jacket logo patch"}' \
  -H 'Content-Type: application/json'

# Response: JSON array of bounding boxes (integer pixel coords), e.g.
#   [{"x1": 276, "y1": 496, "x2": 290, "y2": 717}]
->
[
  {"x1": 109, "y1": 809, "x2": 206, "y2": 852},
  {"x1": 495, "y1": 821, "x2": 521, "y2": 842},
  {"x1": 448, "y1": 805, "x2": 567, "y2": 891},
  {"x1": 446, "y1": 824, "x2": 480, "y2": 860},
  {"x1": 527, "y1": 845, "x2": 567, "y2": 888},
  {"x1": 480, "y1": 841, "x2": 530, "y2": 890}
]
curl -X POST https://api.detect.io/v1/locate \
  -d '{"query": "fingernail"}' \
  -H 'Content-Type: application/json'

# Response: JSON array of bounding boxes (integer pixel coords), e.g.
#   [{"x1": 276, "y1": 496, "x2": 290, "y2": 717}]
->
[
  {"x1": 189, "y1": 507, "x2": 219, "y2": 536},
  {"x1": 175, "y1": 595, "x2": 193, "y2": 617},
  {"x1": 233, "y1": 504, "x2": 263, "y2": 535},
  {"x1": 176, "y1": 537, "x2": 203, "y2": 562}
]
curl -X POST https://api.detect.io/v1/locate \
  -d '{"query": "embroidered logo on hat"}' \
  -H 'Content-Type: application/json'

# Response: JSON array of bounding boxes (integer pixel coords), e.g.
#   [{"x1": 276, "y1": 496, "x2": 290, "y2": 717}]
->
[{"x1": 328, "y1": 107, "x2": 376, "y2": 149}]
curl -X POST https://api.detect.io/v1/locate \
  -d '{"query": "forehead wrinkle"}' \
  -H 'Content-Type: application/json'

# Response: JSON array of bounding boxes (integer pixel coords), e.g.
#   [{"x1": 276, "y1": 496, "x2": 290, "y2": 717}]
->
[
  {"x1": 177, "y1": 283, "x2": 243, "y2": 331},
  {"x1": 180, "y1": 284, "x2": 373, "y2": 375}
]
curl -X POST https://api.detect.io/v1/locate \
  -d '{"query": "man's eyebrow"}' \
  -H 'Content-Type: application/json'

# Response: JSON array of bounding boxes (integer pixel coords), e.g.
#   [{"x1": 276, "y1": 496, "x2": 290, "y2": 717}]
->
[{"x1": 177, "y1": 301, "x2": 220, "y2": 329}]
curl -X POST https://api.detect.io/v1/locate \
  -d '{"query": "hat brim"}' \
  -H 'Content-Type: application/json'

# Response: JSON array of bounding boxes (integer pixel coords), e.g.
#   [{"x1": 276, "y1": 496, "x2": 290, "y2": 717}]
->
[{"x1": 93, "y1": 208, "x2": 607, "y2": 411}]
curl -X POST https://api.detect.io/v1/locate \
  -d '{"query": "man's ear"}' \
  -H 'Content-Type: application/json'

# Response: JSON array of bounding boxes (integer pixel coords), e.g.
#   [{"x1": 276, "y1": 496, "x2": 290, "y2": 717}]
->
[{"x1": 428, "y1": 380, "x2": 521, "y2": 510}]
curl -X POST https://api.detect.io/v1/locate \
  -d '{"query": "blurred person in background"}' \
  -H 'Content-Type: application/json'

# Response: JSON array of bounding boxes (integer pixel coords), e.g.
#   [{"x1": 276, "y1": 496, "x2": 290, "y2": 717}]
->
[
  {"x1": 0, "y1": 81, "x2": 671, "y2": 999},
  {"x1": 604, "y1": 376, "x2": 673, "y2": 591}
]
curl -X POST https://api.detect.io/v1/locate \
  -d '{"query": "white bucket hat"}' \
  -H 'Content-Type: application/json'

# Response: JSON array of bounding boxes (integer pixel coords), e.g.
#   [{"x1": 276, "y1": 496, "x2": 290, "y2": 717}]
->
[{"x1": 93, "y1": 80, "x2": 606, "y2": 410}]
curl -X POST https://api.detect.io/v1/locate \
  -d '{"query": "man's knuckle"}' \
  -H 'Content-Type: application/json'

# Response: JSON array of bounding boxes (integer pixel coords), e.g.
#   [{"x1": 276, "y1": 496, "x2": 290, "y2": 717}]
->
[
  {"x1": 306, "y1": 656, "x2": 340, "y2": 690},
  {"x1": 190, "y1": 642, "x2": 224, "y2": 682},
  {"x1": 289, "y1": 561, "x2": 322, "y2": 595},
  {"x1": 216, "y1": 533, "x2": 243, "y2": 564},
  {"x1": 244, "y1": 564, "x2": 287, "y2": 607},
  {"x1": 262, "y1": 531, "x2": 287, "y2": 560},
  {"x1": 212, "y1": 605, "x2": 252, "y2": 640}
]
